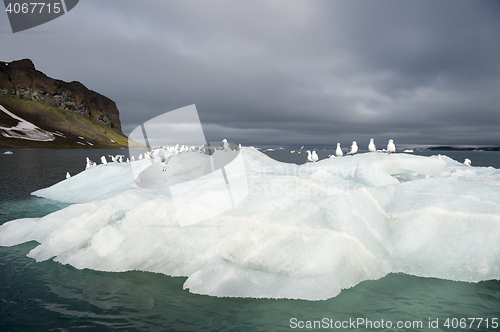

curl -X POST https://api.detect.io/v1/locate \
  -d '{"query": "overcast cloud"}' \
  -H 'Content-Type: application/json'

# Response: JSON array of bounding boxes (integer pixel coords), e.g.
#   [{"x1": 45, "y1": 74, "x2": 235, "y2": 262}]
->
[{"x1": 1, "y1": 0, "x2": 500, "y2": 147}]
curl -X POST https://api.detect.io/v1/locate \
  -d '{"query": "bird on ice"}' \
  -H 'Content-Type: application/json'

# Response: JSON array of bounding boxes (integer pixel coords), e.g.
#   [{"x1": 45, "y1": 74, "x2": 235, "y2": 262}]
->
[
  {"x1": 221, "y1": 139, "x2": 230, "y2": 150},
  {"x1": 368, "y1": 138, "x2": 377, "y2": 152},
  {"x1": 101, "y1": 156, "x2": 108, "y2": 165},
  {"x1": 85, "y1": 157, "x2": 95, "y2": 170},
  {"x1": 346, "y1": 141, "x2": 358, "y2": 156},
  {"x1": 306, "y1": 150, "x2": 319, "y2": 162},
  {"x1": 387, "y1": 139, "x2": 396, "y2": 154},
  {"x1": 66, "y1": 172, "x2": 71, "y2": 179},
  {"x1": 464, "y1": 158, "x2": 472, "y2": 166},
  {"x1": 335, "y1": 143, "x2": 343, "y2": 157}
]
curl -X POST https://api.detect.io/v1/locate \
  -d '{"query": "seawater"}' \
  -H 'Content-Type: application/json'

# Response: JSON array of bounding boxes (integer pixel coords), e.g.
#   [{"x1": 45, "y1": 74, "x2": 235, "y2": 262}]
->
[{"x1": 1, "y1": 148, "x2": 499, "y2": 331}]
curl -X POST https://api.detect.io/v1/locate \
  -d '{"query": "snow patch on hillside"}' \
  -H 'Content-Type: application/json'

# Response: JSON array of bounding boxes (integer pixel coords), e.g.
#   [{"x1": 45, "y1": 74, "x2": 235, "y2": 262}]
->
[{"x1": 0, "y1": 104, "x2": 55, "y2": 141}]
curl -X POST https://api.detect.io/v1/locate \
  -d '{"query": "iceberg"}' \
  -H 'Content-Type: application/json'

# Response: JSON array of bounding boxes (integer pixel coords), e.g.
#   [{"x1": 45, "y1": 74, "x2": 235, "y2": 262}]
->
[{"x1": 1, "y1": 148, "x2": 499, "y2": 301}]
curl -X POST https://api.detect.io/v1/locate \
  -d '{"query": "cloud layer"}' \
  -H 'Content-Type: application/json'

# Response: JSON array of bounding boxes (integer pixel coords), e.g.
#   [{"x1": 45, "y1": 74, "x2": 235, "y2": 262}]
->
[{"x1": 2, "y1": 0, "x2": 499, "y2": 147}]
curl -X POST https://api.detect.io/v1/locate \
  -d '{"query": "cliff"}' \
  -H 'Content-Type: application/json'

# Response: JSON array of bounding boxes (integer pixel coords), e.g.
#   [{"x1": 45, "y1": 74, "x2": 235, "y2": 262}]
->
[
  {"x1": 0, "y1": 59, "x2": 142, "y2": 148},
  {"x1": 0, "y1": 59, "x2": 121, "y2": 130}
]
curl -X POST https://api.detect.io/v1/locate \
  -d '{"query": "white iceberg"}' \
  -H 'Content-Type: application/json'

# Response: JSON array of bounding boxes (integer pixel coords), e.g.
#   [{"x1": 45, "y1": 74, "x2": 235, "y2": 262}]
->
[{"x1": 1, "y1": 148, "x2": 499, "y2": 301}]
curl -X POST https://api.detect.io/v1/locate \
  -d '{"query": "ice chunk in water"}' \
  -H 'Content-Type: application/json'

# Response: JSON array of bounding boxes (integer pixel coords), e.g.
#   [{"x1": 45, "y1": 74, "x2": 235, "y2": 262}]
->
[{"x1": 1, "y1": 148, "x2": 499, "y2": 300}]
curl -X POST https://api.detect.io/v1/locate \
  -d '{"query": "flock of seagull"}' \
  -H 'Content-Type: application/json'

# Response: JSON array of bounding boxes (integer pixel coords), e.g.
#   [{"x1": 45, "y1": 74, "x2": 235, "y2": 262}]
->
[
  {"x1": 64, "y1": 138, "x2": 473, "y2": 178},
  {"x1": 301, "y1": 138, "x2": 472, "y2": 166},
  {"x1": 302, "y1": 138, "x2": 397, "y2": 162},
  {"x1": 77, "y1": 139, "x2": 240, "y2": 177}
]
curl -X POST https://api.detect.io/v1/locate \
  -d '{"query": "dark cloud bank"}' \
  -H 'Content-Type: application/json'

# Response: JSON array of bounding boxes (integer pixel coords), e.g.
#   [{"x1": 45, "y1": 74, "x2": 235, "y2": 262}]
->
[{"x1": 1, "y1": 0, "x2": 499, "y2": 148}]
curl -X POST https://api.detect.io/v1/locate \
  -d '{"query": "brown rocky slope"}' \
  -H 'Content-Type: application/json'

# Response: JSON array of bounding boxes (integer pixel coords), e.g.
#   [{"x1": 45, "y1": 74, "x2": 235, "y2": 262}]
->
[
  {"x1": 0, "y1": 59, "x2": 120, "y2": 130},
  {"x1": 0, "y1": 59, "x2": 139, "y2": 148}
]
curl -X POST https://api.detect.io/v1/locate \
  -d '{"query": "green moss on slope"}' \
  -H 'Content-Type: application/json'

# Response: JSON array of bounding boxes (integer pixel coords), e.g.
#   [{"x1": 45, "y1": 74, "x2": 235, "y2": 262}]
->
[{"x1": 0, "y1": 96, "x2": 140, "y2": 148}]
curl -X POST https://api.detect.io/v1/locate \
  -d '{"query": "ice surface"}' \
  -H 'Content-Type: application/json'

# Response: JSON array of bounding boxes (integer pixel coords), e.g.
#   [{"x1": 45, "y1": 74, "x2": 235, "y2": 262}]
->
[
  {"x1": 32, "y1": 163, "x2": 136, "y2": 203},
  {"x1": 1, "y1": 148, "x2": 500, "y2": 300}
]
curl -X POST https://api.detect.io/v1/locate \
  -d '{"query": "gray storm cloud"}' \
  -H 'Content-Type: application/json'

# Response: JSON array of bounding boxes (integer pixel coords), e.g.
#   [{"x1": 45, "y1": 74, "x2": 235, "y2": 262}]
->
[{"x1": 1, "y1": 0, "x2": 499, "y2": 147}]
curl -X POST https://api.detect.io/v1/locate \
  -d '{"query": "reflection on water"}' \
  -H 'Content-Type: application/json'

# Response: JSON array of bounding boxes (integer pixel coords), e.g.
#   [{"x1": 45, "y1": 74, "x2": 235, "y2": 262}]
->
[{"x1": 2, "y1": 242, "x2": 499, "y2": 331}]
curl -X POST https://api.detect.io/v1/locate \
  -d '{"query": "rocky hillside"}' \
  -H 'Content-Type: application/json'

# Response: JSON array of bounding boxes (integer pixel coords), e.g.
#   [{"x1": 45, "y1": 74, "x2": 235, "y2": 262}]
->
[
  {"x1": 0, "y1": 96, "x2": 131, "y2": 148},
  {"x1": 0, "y1": 59, "x2": 140, "y2": 148},
  {"x1": 0, "y1": 59, "x2": 121, "y2": 130}
]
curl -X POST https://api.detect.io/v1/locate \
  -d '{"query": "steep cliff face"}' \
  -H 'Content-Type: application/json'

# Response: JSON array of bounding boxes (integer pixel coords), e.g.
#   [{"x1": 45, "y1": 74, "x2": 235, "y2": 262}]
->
[{"x1": 0, "y1": 59, "x2": 121, "y2": 131}]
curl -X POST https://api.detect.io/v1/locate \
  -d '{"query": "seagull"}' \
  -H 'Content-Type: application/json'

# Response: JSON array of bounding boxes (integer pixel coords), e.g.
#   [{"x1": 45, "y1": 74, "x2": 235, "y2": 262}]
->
[
  {"x1": 158, "y1": 149, "x2": 168, "y2": 163},
  {"x1": 66, "y1": 172, "x2": 71, "y2": 179},
  {"x1": 464, "y1": 158, "x2": 472, "y2": 166},
  {"x1": 306, "y1": 150, "x2": 319, "y2": 162},
  {"x1": 335, "y1": 143, "x2": 343, "y2": 157},
  {"x1": 221, "y1": 139, "x2": 230, "y2": 150},
  {"x1": 101, "y1": 156, "x2": 108, "y2": 165},
  {"x1": 346, "y1": 141, "x2": 358, "y2": 156},
  {"x1": 312, "y1": 151, "x2": 319, "y2": 162},
  {"x1": 85, "y1": 157, "x2": 94, "y2": 170},
  {"x1": 306, "y1": 150, "x2": 313, "y2": 162},
  {"x1": 291, "y1": 145, "x2": 305, "y2": 155},
  {"x1": 387, "y1": 139, "x2": 396, "y2": 154},
  {"x1": 368, "y1": 138, "x2": 377, "y2": 152}
]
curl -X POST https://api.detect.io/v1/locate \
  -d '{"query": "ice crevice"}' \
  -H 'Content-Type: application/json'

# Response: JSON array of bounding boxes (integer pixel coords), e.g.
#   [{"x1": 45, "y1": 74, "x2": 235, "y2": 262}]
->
[{"x1": 0, "y1": 147, "x2": 499, "y2": 300}]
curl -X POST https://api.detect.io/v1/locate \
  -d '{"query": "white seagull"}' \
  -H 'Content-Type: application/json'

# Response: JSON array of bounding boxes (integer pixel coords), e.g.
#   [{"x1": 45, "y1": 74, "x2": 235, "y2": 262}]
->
[
  {"x1": 66, "y1": 172, "x2": 71, "y2": 179},
  {"x1": 346, "y1": 141, "x2": 358, "y2": 156},
  {"x1": 85, "y1": 157, "x2": 94, "y2": 170},
  {"x1": 387, "y1": 139, "x2": 396, "y2": 154},
  {"x1": 335, "y1": 143, "x2": 343, "y2": 157},
  {"x1": 312, "y1": 151, "x2": 319, "y2": 162},
  {"x1": 306, "y1": 150, "x2": 319, "y2": 162},
  {"x1": 368, "y1": 138, "x2": 377, "y2": 152},
  {"x1": 101, "y1": 156, "x2": 108, "y2": 165},
  {"x1": 464, "y1": 158, "x2": 472, "y2": 166}
]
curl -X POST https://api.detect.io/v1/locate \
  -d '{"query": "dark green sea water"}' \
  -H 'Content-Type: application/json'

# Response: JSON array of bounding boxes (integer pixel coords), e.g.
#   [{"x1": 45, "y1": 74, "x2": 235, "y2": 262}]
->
[{"x1": 1, "y1": 148, "x2": 499, "y2": 331}]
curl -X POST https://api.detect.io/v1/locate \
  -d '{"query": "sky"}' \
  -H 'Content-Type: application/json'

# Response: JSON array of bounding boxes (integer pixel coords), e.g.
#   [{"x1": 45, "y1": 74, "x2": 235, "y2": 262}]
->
[{"x1": 1, "y1": 0, "x2": 500, "y2": 148}]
